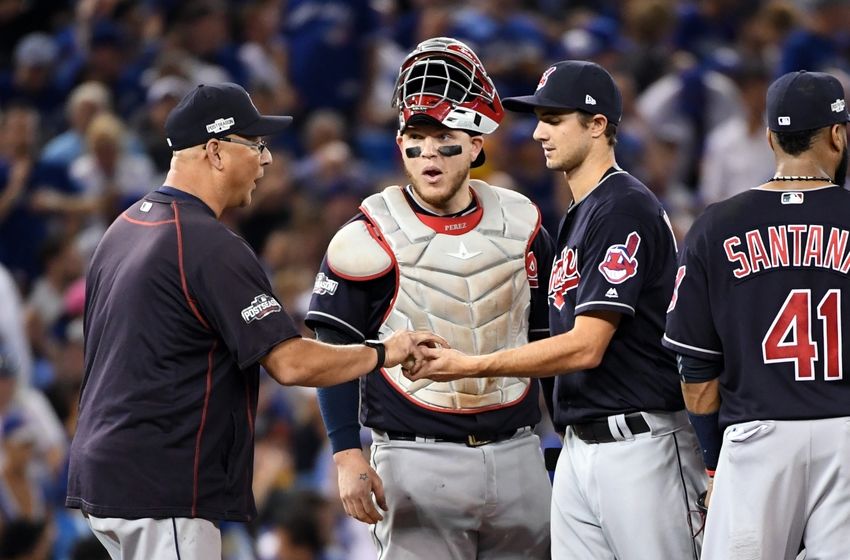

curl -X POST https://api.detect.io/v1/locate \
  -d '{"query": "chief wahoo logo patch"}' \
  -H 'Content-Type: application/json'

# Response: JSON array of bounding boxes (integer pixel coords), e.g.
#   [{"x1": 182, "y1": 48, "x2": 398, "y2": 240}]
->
[{"x1": 598, "y1": 231, "x2": 641, "y2": 284}]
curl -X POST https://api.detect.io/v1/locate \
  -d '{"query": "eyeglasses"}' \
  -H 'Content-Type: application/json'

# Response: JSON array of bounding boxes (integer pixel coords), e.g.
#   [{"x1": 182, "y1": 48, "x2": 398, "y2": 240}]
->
[{"x1": 217, "y1": 136, "x2": 267, "y2": 154}]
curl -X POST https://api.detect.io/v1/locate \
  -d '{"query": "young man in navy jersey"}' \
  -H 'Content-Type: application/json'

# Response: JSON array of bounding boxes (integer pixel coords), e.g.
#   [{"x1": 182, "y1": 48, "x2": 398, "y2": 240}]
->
[
  {"x1": 307, "y1": 38, "x2": 554, "y2": 559},
  {"x1": 65, "y1": 83, "x2": 440, "y2": 560},
  {"x1": 665, "y1": 71, "x2": 850, "y2": 559},
  {"x1": 410, "y1": 61, "x2": 707, "y2": 559}
]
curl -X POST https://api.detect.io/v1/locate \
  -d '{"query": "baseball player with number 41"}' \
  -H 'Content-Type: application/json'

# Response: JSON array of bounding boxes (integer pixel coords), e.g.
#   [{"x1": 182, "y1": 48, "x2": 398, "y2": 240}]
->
[{"x1": 664, "y1": 70, "x2": 850, "y2": 560}]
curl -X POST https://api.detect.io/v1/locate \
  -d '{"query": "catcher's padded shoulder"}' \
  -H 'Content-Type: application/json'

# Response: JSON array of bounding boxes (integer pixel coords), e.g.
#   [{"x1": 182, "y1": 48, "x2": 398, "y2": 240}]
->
[{"x1": 326, "y1": 220, "x2": 394, "y2": 280}]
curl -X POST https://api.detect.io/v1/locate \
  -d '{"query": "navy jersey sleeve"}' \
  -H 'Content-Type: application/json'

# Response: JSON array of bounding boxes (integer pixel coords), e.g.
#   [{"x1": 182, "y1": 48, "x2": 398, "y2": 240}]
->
[
  {"x1": 191, "y1": 231, "x2": 301, "y2": 370},
  {"x1": 306, "y1": 259, "x2": 394, "y2": 340},
  {"x1": 529, "y1": 226, "x2": 555, "y2": 340},
  {"x1": 663, "y1": 219, "x2": 724, "y2": 361},
  {"x1": 574, "y1": 212, "x2": 650, "y2": 317}
]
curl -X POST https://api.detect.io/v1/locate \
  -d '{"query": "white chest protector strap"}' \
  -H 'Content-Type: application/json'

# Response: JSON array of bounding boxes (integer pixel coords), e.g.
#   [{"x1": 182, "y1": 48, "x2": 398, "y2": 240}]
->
[{"x1": 360, "y1": 181, "x2": 540, "y2": 412}]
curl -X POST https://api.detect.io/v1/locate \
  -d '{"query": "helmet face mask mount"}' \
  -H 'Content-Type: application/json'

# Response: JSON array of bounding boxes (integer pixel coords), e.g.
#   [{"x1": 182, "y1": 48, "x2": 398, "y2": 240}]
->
[{"x1": 393, "y1": 37, "x2": 504, "y2": 138}]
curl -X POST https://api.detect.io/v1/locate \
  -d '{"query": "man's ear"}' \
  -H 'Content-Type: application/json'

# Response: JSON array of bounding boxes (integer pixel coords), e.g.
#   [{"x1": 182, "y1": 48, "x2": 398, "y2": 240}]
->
[
  {"x1": 766, "y1": 128, "x2": 774, "y2": 152},
  {"x1": 591, "y1": 115, "x2": 608, "y2": 139},
  {"x1": 830, "y1": 123, "x2": 846, "y2": 154},
  {"x1": 205, "y1": 139, "x2": 224, "y2": 170},
  {"x1": 470, "y1": 134, "x2": 484, "y2": 159}
]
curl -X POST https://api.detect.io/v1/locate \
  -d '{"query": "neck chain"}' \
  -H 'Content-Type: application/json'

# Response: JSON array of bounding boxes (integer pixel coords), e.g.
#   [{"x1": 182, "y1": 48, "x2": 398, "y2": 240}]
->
[{"x1": 768, "y1": 175, "x2": 832, "y2": 182}]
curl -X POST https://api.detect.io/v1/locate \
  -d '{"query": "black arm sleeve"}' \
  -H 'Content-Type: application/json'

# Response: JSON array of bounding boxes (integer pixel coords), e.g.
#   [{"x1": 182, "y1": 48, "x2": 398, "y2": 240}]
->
[{"x1": 315, "y1": 325, "x2": 364, "y2": 453}]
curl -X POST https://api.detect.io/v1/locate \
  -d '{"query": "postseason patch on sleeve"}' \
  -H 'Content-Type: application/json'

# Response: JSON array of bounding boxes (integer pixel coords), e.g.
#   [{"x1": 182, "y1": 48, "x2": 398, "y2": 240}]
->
[{"x1": 241, "y1": 294, "x2": 282, "y2": 323}]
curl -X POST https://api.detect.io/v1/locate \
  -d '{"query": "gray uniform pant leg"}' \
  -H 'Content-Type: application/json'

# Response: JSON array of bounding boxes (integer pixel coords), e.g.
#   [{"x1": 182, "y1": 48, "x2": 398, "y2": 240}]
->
[
  {"x1": 703, "y1": 417, "x2": 850, "y2": 560},
  {"x1": 86, "y1": 515, "x2": 222, "y2": 560},
  {"x1": 370, "y1": 429, "x2": 551, "y2": 560},
  {"x1": 552, "y1": 412, "x2": 706, "y2": 560}
]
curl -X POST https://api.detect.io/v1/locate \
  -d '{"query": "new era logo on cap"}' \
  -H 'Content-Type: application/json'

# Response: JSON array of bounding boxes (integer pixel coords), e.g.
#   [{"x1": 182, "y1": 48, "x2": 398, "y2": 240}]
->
[{"x1": 585, "y1": 94, "x2": 596, "y2": 105}]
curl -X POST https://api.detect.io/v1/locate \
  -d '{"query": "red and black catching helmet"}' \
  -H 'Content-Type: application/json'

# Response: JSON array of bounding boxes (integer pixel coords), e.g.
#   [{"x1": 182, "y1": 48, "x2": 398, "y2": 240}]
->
[{"x1": 393, "y1": 37, "x2": 504, "y2": 145}]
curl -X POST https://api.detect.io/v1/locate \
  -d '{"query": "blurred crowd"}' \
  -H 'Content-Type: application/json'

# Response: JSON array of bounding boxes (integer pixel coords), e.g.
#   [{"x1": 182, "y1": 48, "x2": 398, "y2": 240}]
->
[{"x1": 0, "y1": 0, "x2": 848, "y2": 558}]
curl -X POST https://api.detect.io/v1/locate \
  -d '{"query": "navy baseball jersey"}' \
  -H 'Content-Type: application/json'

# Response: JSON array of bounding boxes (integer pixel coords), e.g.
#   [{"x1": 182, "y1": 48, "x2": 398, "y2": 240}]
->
[
  {"x1": 67, "y1": 187, "x2": 300, "y2": 521},
  {"x1": 549, "y1": 168, "x2": 683, "y2": 427},
  {"x1": 307, "y1": 188, "x2": 554, "y2": 438},
  {"x1": 664, "y1": 185, "x2": 850, "y2": 428}
]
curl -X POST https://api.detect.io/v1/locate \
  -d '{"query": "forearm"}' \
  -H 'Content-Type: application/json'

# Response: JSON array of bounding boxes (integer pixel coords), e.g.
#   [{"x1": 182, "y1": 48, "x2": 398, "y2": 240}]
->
[
  {"x1": 472, "y1": 313, "x2": 618, "y2": 378},
  {"x1": 477, "y1": 330, "x2": 602, "y2": 378},
  {"x1": 681, "y1": 376, "x2": 722, "y2": 472},
  {"x1": 262, "y1": 337, "x2": 379, "y2": 387},
  {"x1": 316, "y1": 326, "x2": 364, "y2": 453}
]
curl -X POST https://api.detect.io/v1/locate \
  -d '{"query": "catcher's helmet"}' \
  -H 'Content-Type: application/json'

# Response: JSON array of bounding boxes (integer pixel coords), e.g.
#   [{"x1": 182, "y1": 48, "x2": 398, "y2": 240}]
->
[{"x1": 393, "y1": 37, "x2": 504, "y2": 136}]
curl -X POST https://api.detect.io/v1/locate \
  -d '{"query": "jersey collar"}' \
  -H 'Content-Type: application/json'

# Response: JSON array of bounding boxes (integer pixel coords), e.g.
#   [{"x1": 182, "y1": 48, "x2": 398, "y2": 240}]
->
[
  {"x1": 155, "y1": 186, "x2": 216, "y2": 217},
  {"x1": 403, "y1": 185, "x2": 483, "y2": 235}
]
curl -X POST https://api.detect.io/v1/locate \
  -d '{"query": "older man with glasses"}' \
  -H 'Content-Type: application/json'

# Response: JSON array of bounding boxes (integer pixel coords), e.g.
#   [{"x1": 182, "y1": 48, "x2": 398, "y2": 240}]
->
[{"x1": 65, "y1": 82, "x2": 443, "y2": 560}]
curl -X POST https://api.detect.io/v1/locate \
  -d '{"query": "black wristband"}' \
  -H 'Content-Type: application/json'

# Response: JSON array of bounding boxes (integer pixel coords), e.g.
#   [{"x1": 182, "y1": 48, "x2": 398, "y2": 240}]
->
[{"x1": 364, "y1": 339, "x2": 386, "y2": 370}]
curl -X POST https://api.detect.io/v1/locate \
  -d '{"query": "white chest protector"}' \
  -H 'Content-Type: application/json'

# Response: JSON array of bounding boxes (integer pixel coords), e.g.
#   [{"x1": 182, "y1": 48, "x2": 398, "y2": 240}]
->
[{"x1": 358, "y1": 180, "x2": 539, "y2": 412}]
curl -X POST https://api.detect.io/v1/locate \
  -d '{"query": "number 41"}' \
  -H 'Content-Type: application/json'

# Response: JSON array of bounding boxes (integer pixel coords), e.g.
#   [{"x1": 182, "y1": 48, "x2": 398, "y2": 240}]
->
[{"x1": 762, "y1": 289, "x2": 842, "y2": 381}]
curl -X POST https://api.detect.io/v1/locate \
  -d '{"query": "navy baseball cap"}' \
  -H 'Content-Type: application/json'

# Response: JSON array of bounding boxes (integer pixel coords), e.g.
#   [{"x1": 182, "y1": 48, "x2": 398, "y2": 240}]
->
[
  {"x1": 165, "y1": 83, "x2": 293, "y2": 150},
  {"x1": 503, "y1": 61, "x2": 622, "y2": 124},
  {"x1": 767, "y1": 71, "x2": 849, "y2": 132}
]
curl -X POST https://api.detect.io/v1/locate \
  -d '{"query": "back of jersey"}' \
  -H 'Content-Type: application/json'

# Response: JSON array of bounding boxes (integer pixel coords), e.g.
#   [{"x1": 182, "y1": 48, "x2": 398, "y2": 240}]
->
[{"x1": 665, "y1": 185, "x2": 850, "y2": 428}]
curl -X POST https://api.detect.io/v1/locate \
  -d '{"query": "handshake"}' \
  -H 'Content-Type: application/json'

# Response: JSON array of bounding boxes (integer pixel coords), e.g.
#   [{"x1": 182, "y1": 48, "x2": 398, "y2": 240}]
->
[{"x1": 379, "y1": 330, "x2": 476, "y2": 382}]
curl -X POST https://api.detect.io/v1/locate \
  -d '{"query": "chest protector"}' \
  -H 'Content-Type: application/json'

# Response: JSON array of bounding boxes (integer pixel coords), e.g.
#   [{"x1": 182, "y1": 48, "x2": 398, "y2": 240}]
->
[{"x1": 361, "y1": 180, "x2": 539, "y2": 412}]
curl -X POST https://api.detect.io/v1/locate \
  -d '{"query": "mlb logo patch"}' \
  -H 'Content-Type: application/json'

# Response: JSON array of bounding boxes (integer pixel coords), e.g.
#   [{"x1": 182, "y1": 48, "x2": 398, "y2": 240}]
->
[
  {"x1": 781, "y1": 192, "x2": 804, "y2": 205},
  {"x1": 778, "y1": 116, "x2": 791, "y2": 126},
  {"x1": 598, "y1": 232, "x2": 641, "y2": 284}
]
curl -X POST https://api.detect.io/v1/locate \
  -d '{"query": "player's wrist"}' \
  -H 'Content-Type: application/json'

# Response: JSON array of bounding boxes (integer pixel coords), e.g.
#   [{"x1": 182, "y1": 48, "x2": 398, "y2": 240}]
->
[
  {"x1": 333, "y1": 447, "x2": 366, "y2": 465},
  {"x1": 364, "y1": 339, "x2": 385, "y2": 370}
]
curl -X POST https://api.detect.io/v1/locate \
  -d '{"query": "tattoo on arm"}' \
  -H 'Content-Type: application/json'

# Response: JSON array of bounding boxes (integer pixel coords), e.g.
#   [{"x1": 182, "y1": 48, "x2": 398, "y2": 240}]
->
[{"x1": 359, "y1": 473, "x2": 369, "y2": 481}]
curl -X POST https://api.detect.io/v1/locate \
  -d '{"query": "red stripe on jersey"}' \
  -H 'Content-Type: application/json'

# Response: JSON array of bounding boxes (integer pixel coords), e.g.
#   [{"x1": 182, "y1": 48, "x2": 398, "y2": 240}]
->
[
  {"x1": 192, "y1": 341, "x2": 217, "y2": 517},
  {"x1": 173, "y1": 202, "x2": 210, "y2": 330},
  {"x1": 120, "y1": 213, "x2": 175, "y2": 226}
]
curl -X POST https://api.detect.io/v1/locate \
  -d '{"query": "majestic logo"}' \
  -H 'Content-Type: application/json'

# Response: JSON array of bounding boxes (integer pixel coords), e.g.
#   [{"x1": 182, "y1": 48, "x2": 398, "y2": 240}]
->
[
  {"x1": 832, "y1": 98, "x2": 846, "y2": 113},
  {"x1": 778, "y1": 116, "x2": 791, "y2": 126},
  {"x1": 206, "y1": 117, "x2": 235, "y2": 133},
  {"x1": 781, "y1": 192, "x2": 804, "y2": 205},
  {"x1": 585, "y1": 94, "x2": 597, "y2": 105},
  {"x1": 140, "y1": 201, "x2": 152, "y2": 213},
  {"x1": 526, "y1": 251, "x2": 539, "y2": 289},
  {"x1": 598, "y1": 232, "x2": 641, "y2": 284},
  {"x1": 241, "y1": 294, "x2": 282, "y2": 323},
  {"x1": 549, "y1": 246, "x2": 580, "y2": 310},
  {"x1": 447, "y1": 242, "x2": 482, "y2": 260},
  {"x1": 312, "y1": 273, "x2": 338, "y2": 296},
  {"x1": 537, "y1": 66, "x2": 557, "y2": 90},
  {"x1": 605, "y1": 287, "x2": 618, "y2": 298}
]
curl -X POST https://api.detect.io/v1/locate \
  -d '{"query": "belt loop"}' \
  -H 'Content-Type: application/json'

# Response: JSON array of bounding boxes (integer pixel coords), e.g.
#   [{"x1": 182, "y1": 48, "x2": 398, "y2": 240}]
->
[
  {"x1": 607, "y1": 415, "x2": 626, "y2": 441},
  {"x1": 614, "y1": 414, "x2": 635, "y2": 441}
]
